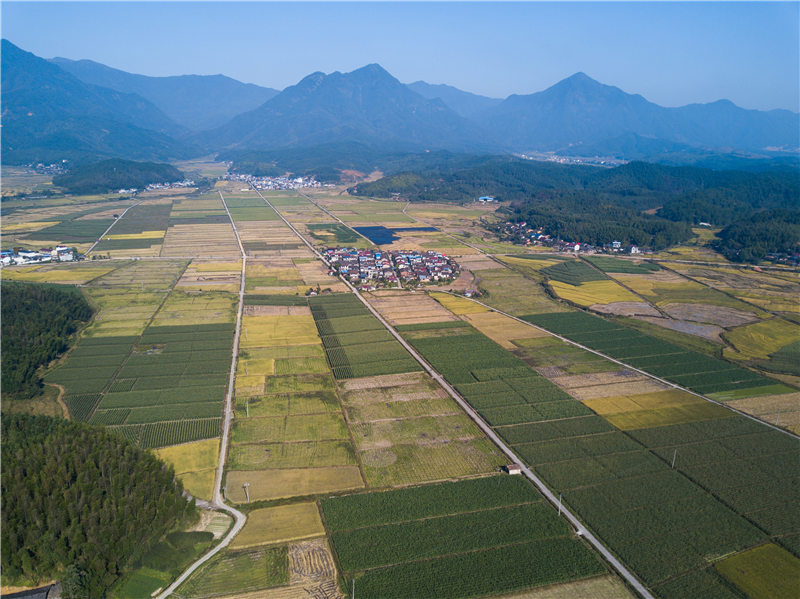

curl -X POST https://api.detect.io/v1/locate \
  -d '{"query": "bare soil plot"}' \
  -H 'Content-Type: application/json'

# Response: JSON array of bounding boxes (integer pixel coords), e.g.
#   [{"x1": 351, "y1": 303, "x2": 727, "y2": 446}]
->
[
  {"x1": 225, "y1": 466, "x2": 364, "y2": 502},
  {"x1": 230, "y1": 503, "x2": 324, "y2": 549},
  {"x1": 455, "y1": 254, "x2": 500, "y2": 271},
  {"x1": 551, "y1": 370, "x2": 650, "y2": 390},
  {"x1": 662, "y1": 302, "x2": 759, "y2": 327},
  {"x1": 591, "y1": 302, "x2": 660, "y2": 317},
  {"x1": 633, "y1": 316, "x2": 725, "y2": 342},
  {"x1": 364, "y1": 290, "x2": 459, "y2": 326}
]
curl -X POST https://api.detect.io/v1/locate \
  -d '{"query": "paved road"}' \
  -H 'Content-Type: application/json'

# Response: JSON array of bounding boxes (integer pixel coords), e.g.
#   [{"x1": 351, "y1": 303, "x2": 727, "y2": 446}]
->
[
  {"x1": 85, "y1": 199, "x2": 143, "y2": 255},
  {"x1": 156, "y1": 191, "x2": 247, "y2": 598},
  {"x1": 250, "y1": 187, "x2": 656, "y2": 599}
]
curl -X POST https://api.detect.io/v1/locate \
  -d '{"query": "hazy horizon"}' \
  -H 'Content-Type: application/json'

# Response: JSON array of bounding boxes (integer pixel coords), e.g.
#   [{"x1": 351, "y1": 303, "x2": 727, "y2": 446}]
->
[{"x1": 2, "y1": 1, "x2": 798, "y2": 112}]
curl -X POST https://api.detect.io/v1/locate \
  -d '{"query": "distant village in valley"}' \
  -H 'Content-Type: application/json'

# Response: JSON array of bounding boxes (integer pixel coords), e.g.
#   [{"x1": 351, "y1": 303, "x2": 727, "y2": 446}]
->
[
  {"x1": 325, "y1": 248, "x2": 458, "y2": 289},
  {"x1": 117, "y1": 179, "x2": 196, "y2": 194},
  {"x1": 223, "y1": 172, "x2": 331, "y2": 191},
  {"x1": 501, "y1": 220, "x2": 647, "y2": 255}
]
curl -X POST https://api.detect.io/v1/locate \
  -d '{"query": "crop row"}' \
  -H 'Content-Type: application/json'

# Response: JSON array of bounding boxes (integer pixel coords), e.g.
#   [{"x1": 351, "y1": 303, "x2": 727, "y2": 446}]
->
[
  {"x1": 332, "y1": 502, "x2": 569, "y2": 572},
  {"x1": 110, "y1": 418, "x2": 221, "y2": 449},
  {"x1": 584, "y1": 256, "x2": 660, "y2": 274}
]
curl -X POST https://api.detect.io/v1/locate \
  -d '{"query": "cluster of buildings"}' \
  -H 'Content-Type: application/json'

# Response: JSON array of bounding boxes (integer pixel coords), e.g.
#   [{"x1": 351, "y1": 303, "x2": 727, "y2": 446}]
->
[
  {"x1": 1, "y1": 246, "x2": 76, "y2": 266},
  {"x1": 501, "y1": 221, "x2": 645, "y2": 255},
  {"x1": 223, "y1": 173, "x2": 329, "y2": 191},
  {"x1": 324, "y1": 248, "x2": 458, "y2": 288},
  {"x1": 117, "y1": 180, "x2": 195, "y2": 194}
]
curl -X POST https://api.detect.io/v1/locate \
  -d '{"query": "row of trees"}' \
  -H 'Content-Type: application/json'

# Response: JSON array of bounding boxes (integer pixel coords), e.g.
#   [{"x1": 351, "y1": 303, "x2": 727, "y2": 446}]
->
[
  {"x1": 1, "y1": 281, "x2": 93, "y2": 399},
  {"x1": 1, "y1": 413, "x2": 196, "y2": 597}
]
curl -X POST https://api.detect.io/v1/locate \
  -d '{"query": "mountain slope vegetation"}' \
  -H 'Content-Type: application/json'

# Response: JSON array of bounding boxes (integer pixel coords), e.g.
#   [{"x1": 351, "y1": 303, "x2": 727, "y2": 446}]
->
[
  {"x1": 53, "y1": 159, "x2": 184, "y2": 194},
  {"x1": 1, "y1": 413, "x2": 195, "y2": 597}
]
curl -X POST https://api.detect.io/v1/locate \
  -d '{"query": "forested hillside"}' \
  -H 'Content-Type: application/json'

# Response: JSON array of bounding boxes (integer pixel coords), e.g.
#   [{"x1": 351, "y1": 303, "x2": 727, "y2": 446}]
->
[
  {"x1": 1, "y1": 413, "x2": 195, "y2": 597},
  {"x1": 1, "y1": 282, "x2": 94, "y2": 399},
  {"x1": 714, "y1": 210, "x2": 800, "y2": 262},
  {"x1": 53, "y1": 159, "x2": 184, "y2": 194},
  {"x1": 351, "y1": 158, "x2": 799, "y2": 254}
]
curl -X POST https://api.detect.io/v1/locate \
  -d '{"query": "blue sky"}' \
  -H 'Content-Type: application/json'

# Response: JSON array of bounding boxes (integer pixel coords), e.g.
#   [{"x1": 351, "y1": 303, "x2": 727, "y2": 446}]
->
[{"x1": 3, "y1": 2, "x2": 798, "y2": 111}]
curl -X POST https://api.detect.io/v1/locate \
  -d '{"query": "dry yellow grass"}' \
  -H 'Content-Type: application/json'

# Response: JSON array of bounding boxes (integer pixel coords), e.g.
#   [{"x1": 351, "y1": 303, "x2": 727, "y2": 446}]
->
[
  {"x1": 430, "y1": 292, "x2": 488, "y2": 314},
  {"x1": 225, "y1": 466, "x2": 364, "y2": 502},
  {"x1": 155, "y1": 439, "x2": 219, "y2": 500},
  {"x1": 585, "y1": 390, "x2": 732, "y2": 430},
  {"x1": 462, "y1": 311, "x2": 548, "y2": 349},
  {"x1": 179, "y1": 469, "x2": 216, "y2": 501},
  {"x1": 550, "y1": 280, "x2": 640, "y2": 306},
  {"x1": 230, "y1": 503, "x2": 324, "y2": 549}
]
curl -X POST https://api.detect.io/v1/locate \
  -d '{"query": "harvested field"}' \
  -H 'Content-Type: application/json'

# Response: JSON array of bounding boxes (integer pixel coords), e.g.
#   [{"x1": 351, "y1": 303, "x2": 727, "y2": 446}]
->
[
  {"x1": 634, "y1": 317, "x2": 724, "y2": 342},
  {"x1": 463, "y1": 311, "x2": 549, "y2": 349},
  {"x1": 365, "y1": 290, "x2": 459, "y2": 326},
  {"x1": 161, "y1": 224, "x2": 240, "y2": 258},
  {"x1": 1, "y1": 263, "x2": 119, "y2": 284},
  {"x1": 662, "y1": 303, "x2": 759, "y2": 327},
  {"x1": 591, "y1": 302, "x2": 660, "y2": 317},
  {"x1": 725, "y1": 318, "x2": 800, "y2": 361},
  {"x1": 551, "y1": 370, "x2": 649, "y2": 389},
  {"x1": 496, "y1": 575, "x2": 634, "y2": 599},
  {"x1": 241, "y1": 315, "x2": 320, "y2": 347},
  {"x1": 727, "y1": 392, "x2": 800, "y2": 434},
  {"x1": 230, "y1": 503, "x2": 324, "y2": 549},
  {"x1": 289, "y1": 538, "x2": 337, "y2": 586},
  {"x1": 225, "y1": 467, "x2": 364, "y2": 503},
  {"x1": 567, "y1": 379, "x2": 670, "y2": 401}
]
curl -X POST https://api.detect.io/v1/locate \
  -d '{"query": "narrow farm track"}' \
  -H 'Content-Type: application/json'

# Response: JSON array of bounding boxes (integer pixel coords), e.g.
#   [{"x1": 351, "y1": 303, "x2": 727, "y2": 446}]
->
[
  {"x1": 156, "y1": 191, "x2": 247, "y2": 599},
  {"x1": 84, "y1": 199, "x2": 144, "y2": 255},
  {"x1": 247, "y1": 187, "x2": 656, "y2": 599}
]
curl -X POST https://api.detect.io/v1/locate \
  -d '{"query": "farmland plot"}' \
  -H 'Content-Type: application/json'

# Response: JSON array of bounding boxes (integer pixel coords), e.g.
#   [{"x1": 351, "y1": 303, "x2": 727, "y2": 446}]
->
[{"x1": 322, "y1": 476, "x2": 605, "y2": 599}]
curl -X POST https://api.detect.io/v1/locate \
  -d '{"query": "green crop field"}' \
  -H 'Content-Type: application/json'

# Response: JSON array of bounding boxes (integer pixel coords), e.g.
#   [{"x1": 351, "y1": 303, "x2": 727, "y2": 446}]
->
[
  {"x1": 541, "y1": 259, "x2": 607, "y2": 285},
  {"x1": 584, "y1": 256, "x2": 660, "y2": 274},
  {"x1": 323, "y1": 475, "x2": 604, "y2": 598},
  {"x1": 309, "y1": 294, "x2": 420, "y2": 378}
]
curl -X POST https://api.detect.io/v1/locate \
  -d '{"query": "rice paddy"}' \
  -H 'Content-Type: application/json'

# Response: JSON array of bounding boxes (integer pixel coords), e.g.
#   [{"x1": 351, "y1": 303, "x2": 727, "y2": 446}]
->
[{"x1": 230, "y1": 503, "x2": 324, "y2": 549}]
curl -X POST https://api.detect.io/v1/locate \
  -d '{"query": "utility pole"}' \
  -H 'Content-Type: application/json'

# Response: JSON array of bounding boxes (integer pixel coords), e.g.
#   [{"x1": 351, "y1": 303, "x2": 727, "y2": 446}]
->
[
  {"x1": 351, "y1": 578, "x2": 355, "y2": 599},
  {"x1": 246, "y1": 400, "x2": 249, "y2": 418},
  {"x1": 558, "y1": 493, "x2": 562, "y2": 516},
  {"x1": 671, "y1": 449, "x2": 677, "y2": 469},
  {"x1": 243, "y1": 482, "x2": 250, "y2": 503}
]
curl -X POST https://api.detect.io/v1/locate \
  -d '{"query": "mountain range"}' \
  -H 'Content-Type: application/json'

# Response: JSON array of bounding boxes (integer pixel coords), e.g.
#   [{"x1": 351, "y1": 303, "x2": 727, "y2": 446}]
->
[{"x1": 2, "y1": 39, "x2": 797, "y2": 167}]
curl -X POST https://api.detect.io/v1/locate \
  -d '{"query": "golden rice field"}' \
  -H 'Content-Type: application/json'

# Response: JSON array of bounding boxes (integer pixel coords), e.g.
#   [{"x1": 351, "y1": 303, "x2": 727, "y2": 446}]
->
[
  {"x1": 549, "y1": 280, "x2": 640, "y2": 306},
  {"x1": 500, "y1": 254, "x2": 565, "y2": 272},
  {"x1": 2, "y1": 221, "x2": 60, "y2": 232},
  {"x1": 105, "y1": 230, "x2": 167, "y2": 240},
  {"x1": 723, "y1": 318, "x2": 800, "y2": 360},
  {"x1": 365, "y1": 290, "x2": 459, "y2": 326},
  {"x1": 224, "y1": 466, "x2": 364, "y2": 503},
  {"x1": 1, "y1": 263, "x2": 119, "y2": 284},
  {"x1": 155, "y1": 438, "x2": 219, "y2": 501},
  {"x1": 240, "y1": 315, "x2": 320, "y2": 348},
  {"x1": 430, "y1": 292, "x2": 489, "y2": 314},
  {"x1": 230, "y1": 503, "x2": 324, "y2": 549},
  {"x1": 462, "y1": 311, "x2": 549, "y2": 349}
]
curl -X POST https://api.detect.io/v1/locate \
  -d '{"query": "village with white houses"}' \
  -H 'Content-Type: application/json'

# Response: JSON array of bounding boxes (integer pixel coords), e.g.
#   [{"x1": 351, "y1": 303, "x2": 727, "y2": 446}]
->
[
  {"x1": 117, "y1": 179, "x2": 196, "y2": 194},
  {"x1": 325, "y1": 248, "x2": 458, "y2": 289},
  {"x1": 223, "y1": 172, "x2": 331, "y2": 191},
  {"x1": 1, "y1": 245, "x2": 76, "y2": 266},
  {"x1": 501, "y1": 221, "x2": 646, "y2": 255}
]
